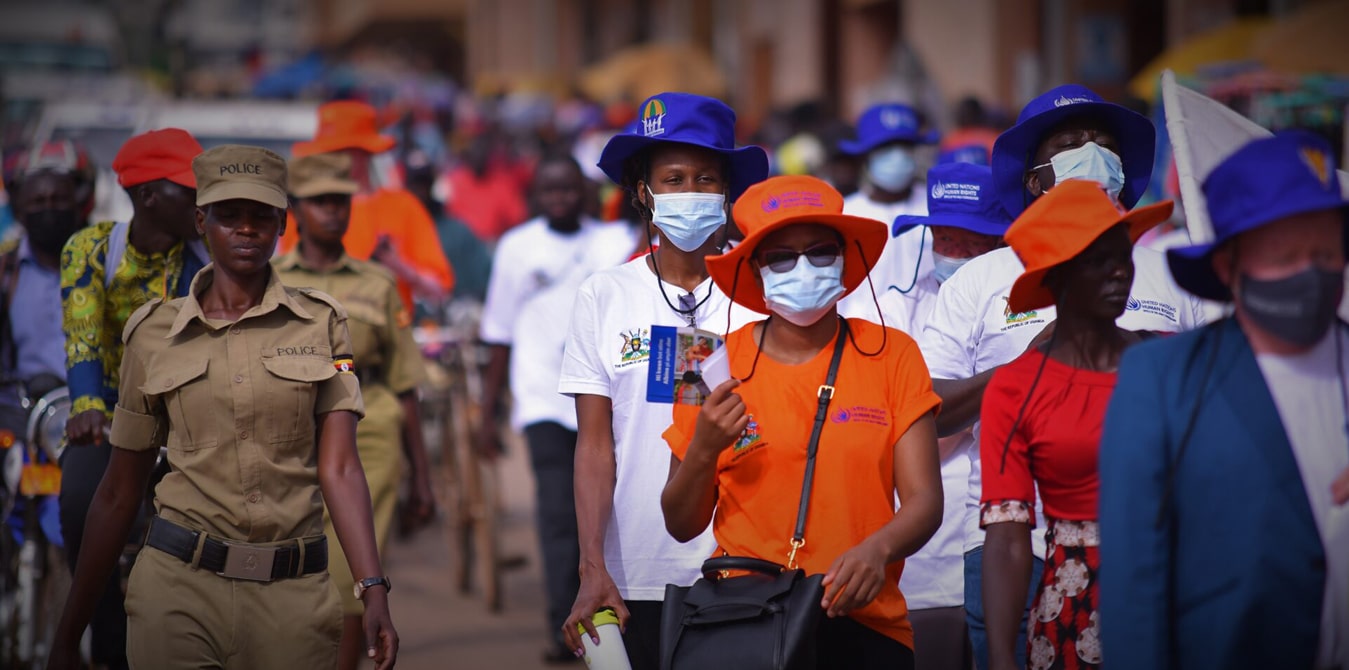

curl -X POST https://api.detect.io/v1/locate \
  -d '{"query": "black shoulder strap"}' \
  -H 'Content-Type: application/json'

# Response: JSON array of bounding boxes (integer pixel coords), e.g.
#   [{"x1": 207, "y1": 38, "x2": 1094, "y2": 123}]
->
[{"x1": 788, "y1": 317, "x2": 849, "y2": 568}]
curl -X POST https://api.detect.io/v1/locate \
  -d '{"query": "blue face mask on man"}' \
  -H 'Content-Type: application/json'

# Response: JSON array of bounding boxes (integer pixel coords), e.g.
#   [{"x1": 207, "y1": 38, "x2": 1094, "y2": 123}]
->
[
  {"x1": 1034, "y1": 141, "x2": 1125, "y2": 201},
  {"x1": 647, "y1": 186, "x2": 727, "y2": 252},
  {"x1": 867, "y1": 145, "x2": 917, "y2": 192}
]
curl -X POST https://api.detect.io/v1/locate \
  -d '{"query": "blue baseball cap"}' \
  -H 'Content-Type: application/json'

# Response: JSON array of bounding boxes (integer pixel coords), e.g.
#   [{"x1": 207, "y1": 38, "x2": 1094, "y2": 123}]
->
[
  {"x1": 991, "y1": 84, "x2": 1155, "y2": 218},
  {"x1": 596, "y1": 92, "x2": 769, "y2": 200},
  {"x1": 1167, "y1": 131, "x2": 1349, "y2": 302},
  {"x1": 893, "y1": 162, "x2": 1011, "y2": 237},
  {"x1": 838, "y1": 103, "x2": 939, "y2": 156}
]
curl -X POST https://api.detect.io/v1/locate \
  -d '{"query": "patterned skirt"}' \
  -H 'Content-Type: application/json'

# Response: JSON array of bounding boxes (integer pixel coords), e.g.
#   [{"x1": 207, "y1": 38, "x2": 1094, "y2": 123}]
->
[{"x1": 1027, "y1": 519, "x2": 1101, "y2": 670}]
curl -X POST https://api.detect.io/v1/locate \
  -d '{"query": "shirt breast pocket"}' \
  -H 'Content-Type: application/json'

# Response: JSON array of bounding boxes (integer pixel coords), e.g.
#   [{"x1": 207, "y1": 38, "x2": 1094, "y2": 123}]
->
[
  {"x1": 260, "y1": 346, "x2": 336, "y2": 445},
  {"x1": 143, "y1": 358, "x2": 216, "y2": 452}
]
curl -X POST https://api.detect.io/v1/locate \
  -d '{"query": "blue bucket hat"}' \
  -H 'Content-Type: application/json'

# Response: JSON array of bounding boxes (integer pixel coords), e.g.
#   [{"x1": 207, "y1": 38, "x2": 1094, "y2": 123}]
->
[
  {"x1": 1167, "y1": 130, "x2": 1348, "y2": 302},
  {"x1": 596, "y1": 92, "x2": 769, "y2": 200},
  {"x1": 991, "y1": 84, "x2": 1156, "y2": 218},
  {"x1": 894, "y1": 162, "x2": 1011, "y2": 237},
  {"x1": 838, "y1": 103, "x2": 939, "y2": 156}
]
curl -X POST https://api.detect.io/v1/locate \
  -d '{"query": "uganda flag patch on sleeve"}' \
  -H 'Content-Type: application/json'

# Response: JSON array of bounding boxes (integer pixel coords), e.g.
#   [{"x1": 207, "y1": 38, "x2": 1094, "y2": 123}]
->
[{"x1": 334, "y1": 355, "x2": 356, "y2": 374}]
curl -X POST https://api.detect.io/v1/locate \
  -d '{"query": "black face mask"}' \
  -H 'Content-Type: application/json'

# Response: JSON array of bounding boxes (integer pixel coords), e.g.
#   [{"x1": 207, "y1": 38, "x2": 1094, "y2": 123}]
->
[
  {"x1": 1238, "y1": 266, "x2": 1343, "y2": 348},
  {"x1": 22, "y1": 208, "x2": 86, "y2": 256}
]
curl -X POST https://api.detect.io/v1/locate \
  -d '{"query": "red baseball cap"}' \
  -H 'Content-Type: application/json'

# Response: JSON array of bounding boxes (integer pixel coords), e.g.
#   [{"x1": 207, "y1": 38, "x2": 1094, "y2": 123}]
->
[{"x1": 113, "y1": 128, "x2": 204, "y2": 189}]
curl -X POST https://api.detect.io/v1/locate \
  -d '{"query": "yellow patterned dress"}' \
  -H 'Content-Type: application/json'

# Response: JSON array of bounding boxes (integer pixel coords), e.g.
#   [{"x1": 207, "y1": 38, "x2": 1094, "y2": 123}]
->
[{"x1": 60, "y1": 221, "x2": 202, "y2": 419}]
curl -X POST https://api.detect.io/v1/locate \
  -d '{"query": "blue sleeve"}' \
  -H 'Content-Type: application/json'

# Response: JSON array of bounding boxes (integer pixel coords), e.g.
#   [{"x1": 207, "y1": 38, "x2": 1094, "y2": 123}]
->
[{"x1": 1099, "y1": 344, "x2": 1175, "y2": 670}]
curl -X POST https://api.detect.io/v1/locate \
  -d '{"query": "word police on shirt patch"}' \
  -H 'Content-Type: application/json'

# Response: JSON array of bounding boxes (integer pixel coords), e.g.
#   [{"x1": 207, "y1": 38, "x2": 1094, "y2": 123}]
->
[{"x1": 275, "y1": 346, "x2": 325, "y2": 356}]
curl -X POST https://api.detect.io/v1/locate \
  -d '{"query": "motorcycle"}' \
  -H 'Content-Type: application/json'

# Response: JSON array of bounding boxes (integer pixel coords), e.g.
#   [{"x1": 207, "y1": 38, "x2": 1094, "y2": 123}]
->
[{"x1": 0, "y1": 376, "x2": 70, "y2": 669}]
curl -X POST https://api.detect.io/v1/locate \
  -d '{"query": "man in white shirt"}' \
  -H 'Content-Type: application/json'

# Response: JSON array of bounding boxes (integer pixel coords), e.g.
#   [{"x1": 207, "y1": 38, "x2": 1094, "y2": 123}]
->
[
  {"x1": 478, "y1": 154, "x2": 636, "y2": 663},
  {"x1": 858, "y1": 161, "x2": 1009, "y2": 670},
  {"x1": 1101, "y1": 131, "x2": 1349, "y2": 670},
  {"x1": 836, "y1": 103, "x2": 939, "y2": 319},
  {"x1": 920, "y1": 83, "x2": 1206, "y2": 670}
]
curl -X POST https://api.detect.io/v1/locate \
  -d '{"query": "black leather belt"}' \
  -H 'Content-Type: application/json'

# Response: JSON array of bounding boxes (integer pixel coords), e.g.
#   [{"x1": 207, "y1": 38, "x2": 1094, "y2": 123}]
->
[{"x1": 145, "y1": 516, "x2": 327, "y2": 582}]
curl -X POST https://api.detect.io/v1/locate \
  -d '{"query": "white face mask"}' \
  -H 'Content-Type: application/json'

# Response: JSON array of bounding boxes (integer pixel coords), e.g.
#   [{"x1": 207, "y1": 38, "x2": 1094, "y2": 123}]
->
[
  {"x1": 647, "y1": 186, "x2": 727, "y2": 252},
  {"x1": 759, "y1": 255, "x2": 846, "y2": 327},
  {"x1": 931, "y1": 252, "x2": 971, "y2": 284},
  {"x1": 1033, "y1": 141, "x2": 1125, "y2": 201},
  {"x1": 867, "y1": 145, "x2": 917, "y2": 192}
]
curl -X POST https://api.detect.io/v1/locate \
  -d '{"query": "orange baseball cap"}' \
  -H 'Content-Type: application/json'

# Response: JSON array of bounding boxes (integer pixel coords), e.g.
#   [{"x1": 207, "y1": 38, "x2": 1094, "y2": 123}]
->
[
  {"x1": 112, "y1": 128, "x2": 203, "y2": 189},
  {"x1": 1005, "y1": 179, "x2": 1173, "y2": 313},
  {"x1": 292, "y1": 100, "x2": 396, "y2": 158},
  {"x1": 708, "y1": 175, "x2": 888, "y2": 315}
]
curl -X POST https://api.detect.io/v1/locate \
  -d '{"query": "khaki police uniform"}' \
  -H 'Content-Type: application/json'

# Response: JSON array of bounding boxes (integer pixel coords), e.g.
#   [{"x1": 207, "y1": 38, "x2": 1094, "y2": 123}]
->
[
  {"x1": 274, "y1": 249, "x2": 423, "y2": 615},
  {"x1": 108, "y1": 145, "x2": 365, "y2": 669}
]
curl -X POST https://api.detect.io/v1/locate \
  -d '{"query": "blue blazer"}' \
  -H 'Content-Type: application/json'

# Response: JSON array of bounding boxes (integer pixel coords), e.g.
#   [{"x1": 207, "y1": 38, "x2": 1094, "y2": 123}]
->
[{"x1": 1099, "y1": 318, "x2": 1326, "y2": 670}]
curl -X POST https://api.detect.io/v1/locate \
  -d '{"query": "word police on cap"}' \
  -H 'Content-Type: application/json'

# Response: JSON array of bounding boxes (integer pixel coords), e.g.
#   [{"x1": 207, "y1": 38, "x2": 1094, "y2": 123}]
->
[{"x1": 220, "y1": 163, "x2": 265, "y2": 176}]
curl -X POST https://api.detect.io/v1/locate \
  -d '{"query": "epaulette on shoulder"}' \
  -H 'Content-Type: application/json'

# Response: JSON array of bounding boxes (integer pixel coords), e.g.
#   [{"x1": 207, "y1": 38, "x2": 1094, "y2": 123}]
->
[
  {"x1": 294, "y1": 286, "x2": 350, "y2": 319},
  {"x1": 122, "y1": 300, "x2": 164, "y2": 343}
]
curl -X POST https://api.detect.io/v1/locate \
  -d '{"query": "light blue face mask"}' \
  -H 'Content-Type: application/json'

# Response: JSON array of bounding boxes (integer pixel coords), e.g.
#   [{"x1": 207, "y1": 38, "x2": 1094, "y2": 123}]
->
[
  {"x1": 647, "y1": 186, "x2": 727, "y2": 252},
  {"x1": 867, "y1": 145, "x2": 917, "y2": 192},
  {"x1": 759, "y1": 255, "x2": 846, "y2": 327},
  {"x1": 931, "y1": 252, "x2": 971, "y2": 284},
  {"x1": 1035, "y1": 141, "x2": 1125, "y2": 201}
]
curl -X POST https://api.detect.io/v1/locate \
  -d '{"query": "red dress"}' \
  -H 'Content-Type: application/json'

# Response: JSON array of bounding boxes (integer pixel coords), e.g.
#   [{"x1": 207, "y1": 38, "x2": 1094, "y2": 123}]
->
[{"x1": 980, "y1": 350, "x2": 1115, "y2": 670}]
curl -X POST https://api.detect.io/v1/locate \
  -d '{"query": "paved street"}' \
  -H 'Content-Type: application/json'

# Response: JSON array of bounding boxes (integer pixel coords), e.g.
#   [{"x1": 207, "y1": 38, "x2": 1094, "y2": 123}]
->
[{"x1": 384, "y1": 436, "x2": 572, "y2": 669}]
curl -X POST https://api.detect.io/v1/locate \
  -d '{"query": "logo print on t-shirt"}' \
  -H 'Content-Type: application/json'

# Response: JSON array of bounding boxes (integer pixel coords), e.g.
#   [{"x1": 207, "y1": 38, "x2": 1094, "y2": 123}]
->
[
  {"x1": 1002, "y1": 297, "x2": 1040, "y2": 325},
  {"x1": 618, "y1": 328, "x2": 651, "y2": 364},
  {"x1": 832, "y1": 406, "x2": 889, "y2": 426},
  {"x1": 733, "y1": 414, "x2": 762, "y2": 453}
]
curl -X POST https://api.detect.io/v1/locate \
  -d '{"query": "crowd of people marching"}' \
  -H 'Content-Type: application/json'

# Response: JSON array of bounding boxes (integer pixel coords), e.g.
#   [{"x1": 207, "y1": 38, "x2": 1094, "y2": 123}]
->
[{"x1": 0, "y1": 77, "x2": 1345, "y2": 670}]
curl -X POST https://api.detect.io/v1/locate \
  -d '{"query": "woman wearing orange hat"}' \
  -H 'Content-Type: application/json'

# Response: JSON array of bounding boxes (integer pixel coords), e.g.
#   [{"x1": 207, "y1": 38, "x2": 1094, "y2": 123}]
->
[
  {"x1": 661, "y1": 175, "x2": 943, "y2": 668},
  {"x1": 977, "y1": 180, "x2": 1172, "y2": 670}
]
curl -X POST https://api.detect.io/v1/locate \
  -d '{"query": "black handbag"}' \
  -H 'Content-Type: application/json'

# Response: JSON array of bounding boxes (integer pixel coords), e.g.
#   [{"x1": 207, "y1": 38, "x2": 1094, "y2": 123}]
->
[{"x1": 659, "y1": 319, "x2": 848, "y2": 670}]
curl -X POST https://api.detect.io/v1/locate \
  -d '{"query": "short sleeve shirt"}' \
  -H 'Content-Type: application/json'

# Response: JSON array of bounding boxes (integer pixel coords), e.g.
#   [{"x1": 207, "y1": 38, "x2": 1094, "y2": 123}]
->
[
  {"x1": 663, "y1": 318, "x2": 941, "y2": 647},
  {"x1": 479, "y1": 216, "x2": 636, "y2": 430},
  {"x1": 979, "y1": 351, "x2": 1116, "y2": 525},
  {"x1": 110, "y1": 265, "x2": 364, "y2": 543}
]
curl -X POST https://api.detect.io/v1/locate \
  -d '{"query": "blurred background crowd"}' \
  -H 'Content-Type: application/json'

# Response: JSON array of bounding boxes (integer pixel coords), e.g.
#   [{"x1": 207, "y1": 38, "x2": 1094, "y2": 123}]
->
[{"x1": 2, "y1": 0, "x2": 1347, "y2": 267}]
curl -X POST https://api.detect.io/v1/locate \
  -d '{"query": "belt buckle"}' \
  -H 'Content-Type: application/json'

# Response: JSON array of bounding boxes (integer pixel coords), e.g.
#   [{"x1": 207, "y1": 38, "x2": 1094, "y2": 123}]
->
[{"x1": 219, "y1": 544, "x2": 277, "y2": 582}]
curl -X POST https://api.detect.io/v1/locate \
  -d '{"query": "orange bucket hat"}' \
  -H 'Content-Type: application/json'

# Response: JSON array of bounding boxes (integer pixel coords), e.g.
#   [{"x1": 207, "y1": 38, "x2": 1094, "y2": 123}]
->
[
  {"x1": 1006, "y1": 179, "x2": 1173, "y2": 313},
  {"x1": 708, "y1": 175, "x2": 888, "y2": 315},
  {"x1": 292, "y1": 100, "x2": 396, "y2": 158}
]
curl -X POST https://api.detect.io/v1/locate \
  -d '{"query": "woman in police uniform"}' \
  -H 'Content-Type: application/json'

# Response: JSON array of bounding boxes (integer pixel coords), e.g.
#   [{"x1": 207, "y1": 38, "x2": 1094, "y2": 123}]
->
[
  {"x1": 274, "y1": 151, "x2": 434, "y2": 670},
  {"x1": 49, "y1": 145, "x2": 399, "y2": 670}
]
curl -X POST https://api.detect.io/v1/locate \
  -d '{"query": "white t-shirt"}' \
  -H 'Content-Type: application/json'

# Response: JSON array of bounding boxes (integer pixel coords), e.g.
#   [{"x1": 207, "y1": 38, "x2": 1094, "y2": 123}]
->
[
  {"x1": 842, "y1": 275, "x2": 939, "y2": 337},
  {"x1": 870, "y1": 275, "x2": 967, "y2": 610},
  {"x1": 919, "y1": 245, "x2": 1208, "y2": 555},
  {"x1": 558, "y1": 257, "x2": 763, "y2": 600},
  {"x1": 1255, "y1": 326, "x2": 1349, "y2": 670},
  {"x1": 836, "y1": 188, "x2": 931, "y2": 321},
  {"x1": 479, "y1": 216, "x2": 636, "y2": 431}
]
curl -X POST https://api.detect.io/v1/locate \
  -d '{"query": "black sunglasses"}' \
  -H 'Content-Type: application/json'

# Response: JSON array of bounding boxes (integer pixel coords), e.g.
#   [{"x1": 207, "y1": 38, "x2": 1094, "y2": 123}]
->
[{"x1": 757, "y1": 243, "x2": 843, "y2": 274}]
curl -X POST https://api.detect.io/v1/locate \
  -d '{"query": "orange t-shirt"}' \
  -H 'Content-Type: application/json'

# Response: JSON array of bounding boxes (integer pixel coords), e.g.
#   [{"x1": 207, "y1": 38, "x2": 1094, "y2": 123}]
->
[
  {"x1": 663, "y1": 318, "x2": 941, "y2": 648},
  {"x1": 279, "y1": 188, "x2": 455, "y2": 308}
]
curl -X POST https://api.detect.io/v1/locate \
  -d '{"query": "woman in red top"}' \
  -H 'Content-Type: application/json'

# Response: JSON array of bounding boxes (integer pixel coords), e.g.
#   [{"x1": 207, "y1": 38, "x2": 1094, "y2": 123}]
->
[{"x1": 979, "y1": 180, "x2": 1172, "y2": 670}]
